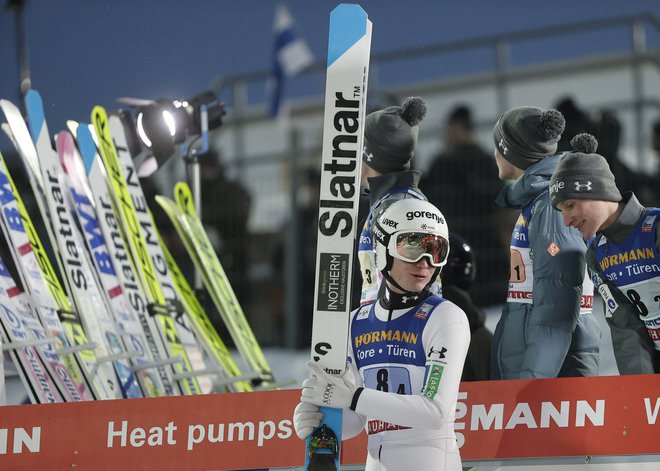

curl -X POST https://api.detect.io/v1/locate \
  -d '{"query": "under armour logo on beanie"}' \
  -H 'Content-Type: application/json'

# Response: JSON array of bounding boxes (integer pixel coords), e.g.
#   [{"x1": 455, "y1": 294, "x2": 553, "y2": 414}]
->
[
  {"x1": 574, "y1": 181, "x2": 593, "y2": 192},
  {"x1": 362, "y1": 97, "x2": 427, "y2": 174},
  {"x1": 492, "y1": 106, "x2": 565, "y2": 170},
  {"x1": 549, "y1": 133, "x2": 622, "y2": 209}
]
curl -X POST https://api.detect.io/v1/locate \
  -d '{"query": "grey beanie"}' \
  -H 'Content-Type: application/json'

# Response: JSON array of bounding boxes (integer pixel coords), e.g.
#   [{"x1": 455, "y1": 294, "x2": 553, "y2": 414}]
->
[
  {"x1": 549, "y1": 133, "x2": 622, "y2": 209},
  {"x1": 362, "y1": 97, "x2": 427, "y2": 174},
  {"x1": 493, "y1": 106, "x2": 565, "y2": 169}
]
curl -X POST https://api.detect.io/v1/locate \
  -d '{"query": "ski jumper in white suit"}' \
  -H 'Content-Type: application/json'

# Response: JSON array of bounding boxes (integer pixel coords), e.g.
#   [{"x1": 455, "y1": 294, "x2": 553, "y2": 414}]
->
[
  {"x1": 342, "y1": 290, "x2": 470, "y2": 470},
  {"x1": 296, "y1": 198, "x2": 469, "y2": 470}
]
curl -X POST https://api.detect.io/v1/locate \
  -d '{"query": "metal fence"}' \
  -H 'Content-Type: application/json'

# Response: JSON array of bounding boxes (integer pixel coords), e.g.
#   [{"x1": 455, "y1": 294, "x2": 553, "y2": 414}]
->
[{"x1": 177, "y1": 14, "x2": 660, "y2": 348}]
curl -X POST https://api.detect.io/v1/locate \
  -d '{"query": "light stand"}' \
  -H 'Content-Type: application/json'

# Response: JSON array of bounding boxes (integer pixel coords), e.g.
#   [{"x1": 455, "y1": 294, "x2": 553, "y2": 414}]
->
[
  {"x1": 180, "y1": 103, "x2": 209, "y2": 291},
  {"x1": 131, "y1": 92, "x2": 225, "y2": 291}
]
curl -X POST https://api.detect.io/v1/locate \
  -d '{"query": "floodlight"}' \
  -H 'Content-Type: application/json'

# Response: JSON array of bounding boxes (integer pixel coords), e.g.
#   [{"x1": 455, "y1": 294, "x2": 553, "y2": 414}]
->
[{"x1": 133, "y1": 91, "x2": 225, "y2": 167}]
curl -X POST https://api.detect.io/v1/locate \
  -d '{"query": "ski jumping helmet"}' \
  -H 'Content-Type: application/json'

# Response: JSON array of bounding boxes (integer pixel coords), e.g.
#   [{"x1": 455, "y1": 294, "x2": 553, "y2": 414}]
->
[
  {"x1": 373, "y1": 198, "x2": 450, "y2": 294},
  {"x1": 442, "y1": 232, "x2": 476, "y2": 291}
]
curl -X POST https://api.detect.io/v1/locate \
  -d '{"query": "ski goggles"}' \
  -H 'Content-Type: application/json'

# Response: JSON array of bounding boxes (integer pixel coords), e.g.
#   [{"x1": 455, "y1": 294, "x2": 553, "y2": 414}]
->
[{"x1": 389, "y1": 232, "x2": 449, "y2": 267}]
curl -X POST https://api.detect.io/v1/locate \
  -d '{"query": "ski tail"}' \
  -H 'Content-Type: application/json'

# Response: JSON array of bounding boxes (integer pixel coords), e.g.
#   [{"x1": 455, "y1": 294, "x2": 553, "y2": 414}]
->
[{"x1": 306, "y1": 5, "x2": 372, "y2": 470}]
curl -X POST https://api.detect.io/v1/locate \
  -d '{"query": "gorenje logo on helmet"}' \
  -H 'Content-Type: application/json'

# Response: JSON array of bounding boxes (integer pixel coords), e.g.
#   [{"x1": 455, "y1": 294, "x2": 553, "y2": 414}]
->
[{"x1": 406, "y1": 210, "x2": 444, "y2": 225}]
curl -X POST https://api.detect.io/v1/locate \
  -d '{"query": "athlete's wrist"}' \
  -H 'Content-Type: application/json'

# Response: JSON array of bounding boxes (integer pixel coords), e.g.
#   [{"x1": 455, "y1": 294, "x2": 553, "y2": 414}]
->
[{"x1": 349, "y1": 387, "x2": 364, "y2": 411}]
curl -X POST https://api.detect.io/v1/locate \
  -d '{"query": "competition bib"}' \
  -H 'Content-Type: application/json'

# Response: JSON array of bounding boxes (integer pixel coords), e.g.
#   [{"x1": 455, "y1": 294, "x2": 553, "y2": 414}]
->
[{"x1": 593, "y1": 210, "x2": 660, "y2": 348}]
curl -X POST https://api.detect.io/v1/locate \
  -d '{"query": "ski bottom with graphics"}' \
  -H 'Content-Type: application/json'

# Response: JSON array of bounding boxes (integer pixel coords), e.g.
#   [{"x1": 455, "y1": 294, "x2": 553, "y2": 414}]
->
[
  {"x1": 93, "y1": 107, "x2": 203, "y2": 395},
  {"x1": 0, "y1": 294, "x2": 63, "y2": 404},
  {"x1": 156, "y1": 182, "x2": 274, "y2": 388},
  {"x1": 306, "y1": 4, "x2": 372, "y2": 470},
  {"x1": 0, "y1": 149, "x2": 94, "y2": 400}
]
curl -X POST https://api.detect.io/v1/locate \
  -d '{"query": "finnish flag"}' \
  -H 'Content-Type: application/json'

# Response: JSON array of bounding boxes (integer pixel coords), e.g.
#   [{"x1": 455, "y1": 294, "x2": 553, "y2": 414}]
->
[{"x1": 268, "y1": 4, "x2": 314, "y2": 117}]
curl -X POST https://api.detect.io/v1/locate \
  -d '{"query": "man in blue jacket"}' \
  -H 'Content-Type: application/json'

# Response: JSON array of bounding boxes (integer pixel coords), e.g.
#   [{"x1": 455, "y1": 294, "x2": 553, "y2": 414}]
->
[{"x1": 490, "y1": 106, "x2": 600, "y2": 379}]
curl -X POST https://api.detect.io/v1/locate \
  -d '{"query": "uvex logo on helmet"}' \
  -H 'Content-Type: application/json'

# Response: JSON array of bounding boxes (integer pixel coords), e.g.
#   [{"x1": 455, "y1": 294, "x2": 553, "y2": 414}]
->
[
  {"x1": 381, "y1": 218, "x2": 398, "y2": 229},
  {"x1": 373, "y1": 225, "x2": 386, "y2": 242},
  {"x1": 406, "y1": 210, "x2": 444, "y2": 224}
]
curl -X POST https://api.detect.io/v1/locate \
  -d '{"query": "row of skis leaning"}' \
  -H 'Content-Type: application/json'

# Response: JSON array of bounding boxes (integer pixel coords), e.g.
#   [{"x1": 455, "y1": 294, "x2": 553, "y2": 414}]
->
[{"x1": 0, "y1": 90, "x2": 274, "y2": 403}]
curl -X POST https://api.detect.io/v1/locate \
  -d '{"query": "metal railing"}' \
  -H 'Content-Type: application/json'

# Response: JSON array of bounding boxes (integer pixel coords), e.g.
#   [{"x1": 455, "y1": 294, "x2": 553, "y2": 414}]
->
[{"x1": 204, "y1": 13, "x2": 660, "y2": 348}]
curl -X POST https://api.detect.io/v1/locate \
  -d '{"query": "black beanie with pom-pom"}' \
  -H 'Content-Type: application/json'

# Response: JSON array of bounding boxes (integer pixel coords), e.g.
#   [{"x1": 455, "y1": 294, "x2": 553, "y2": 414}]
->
[
  {"x1": 493, "y1": 106, "x2": 565, "y2": 170},
  {"x1": 362, "y1": 97, "x2": 427, "y2": 174},
  {"x1": 549, "y1": 133, "x2": 622, "y2": 209}
]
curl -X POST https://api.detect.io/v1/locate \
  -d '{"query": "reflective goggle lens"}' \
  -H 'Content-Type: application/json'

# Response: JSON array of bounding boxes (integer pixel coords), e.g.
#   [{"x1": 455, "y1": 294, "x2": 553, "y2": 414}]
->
[{"x1": 394, "y1": 232, "x2": 448, "y2": 267}]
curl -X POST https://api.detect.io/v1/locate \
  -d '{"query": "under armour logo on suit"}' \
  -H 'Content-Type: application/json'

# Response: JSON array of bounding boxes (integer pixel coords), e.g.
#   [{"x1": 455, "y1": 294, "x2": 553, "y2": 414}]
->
[
  {"x1": 427, "y1": 346, "x2": 447, "y2": 359},
  {"x1": 498, "y1": 138, "x2": 508, "y2": 155},
  {"x1": 574, "y1": 181, "x2": 592, "y2": 192}
]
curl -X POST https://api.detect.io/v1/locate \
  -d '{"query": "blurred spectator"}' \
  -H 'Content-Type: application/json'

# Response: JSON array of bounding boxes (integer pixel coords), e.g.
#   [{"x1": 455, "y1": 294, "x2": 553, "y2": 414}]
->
[
  {"x1": 555, "y1": 96, "x2": 657, "y2": 205},
  {"x1": 271, "y1": 168, "x2": 320, "y2": 348},
  {"x1": 554, "y1": 97, "x2": 593, "y2": 153},
  {"x1": 645, "y1": 118, "x2": 660, "y2": 205},
  {"x1": 442, "y1": 233, "x2": 492, "y2": 382},
  {"x1": 421, "y1": 105, "x2": 509, "y2": 306},
  {"x1": 199, "y1": 150, "x2": 252, "y2": 309},
  {"x1": 591, "y1": 109, "x2": 657, "y2": 205}
]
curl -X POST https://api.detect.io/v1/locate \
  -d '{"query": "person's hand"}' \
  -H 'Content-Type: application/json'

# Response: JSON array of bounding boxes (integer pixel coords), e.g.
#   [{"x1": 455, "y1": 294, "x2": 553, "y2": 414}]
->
[
  {"x1": 301, "y1": 360, "x2": 357, "y2": 410},
  {"x1": 293, "y1": 401, "x2": 323, "y2": 439}
]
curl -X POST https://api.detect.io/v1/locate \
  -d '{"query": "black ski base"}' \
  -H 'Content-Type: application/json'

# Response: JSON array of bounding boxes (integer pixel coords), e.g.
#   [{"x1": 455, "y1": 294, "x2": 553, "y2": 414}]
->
[
  {"x1": 307, "y1": 424, "x2": 339, "y2": 470},
  {"x1": 308, "y1": 453, "x2": 338, "y2": 471}
]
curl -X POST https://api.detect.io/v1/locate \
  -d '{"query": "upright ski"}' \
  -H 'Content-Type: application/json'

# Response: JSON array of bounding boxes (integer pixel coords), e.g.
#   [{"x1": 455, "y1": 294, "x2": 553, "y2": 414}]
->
[{"x1": 306, "y1": 5, "x2": 371, "y2": 470}]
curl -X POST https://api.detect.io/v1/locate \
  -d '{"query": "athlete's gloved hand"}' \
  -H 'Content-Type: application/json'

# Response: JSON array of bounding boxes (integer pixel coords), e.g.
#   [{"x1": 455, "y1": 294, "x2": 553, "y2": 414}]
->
[
  {"x1": 301, "y1": 360, "x2": 360, "y2": 410},
  {"x1": 293, "y1": 401, "x2": 323, "y2": 439}
]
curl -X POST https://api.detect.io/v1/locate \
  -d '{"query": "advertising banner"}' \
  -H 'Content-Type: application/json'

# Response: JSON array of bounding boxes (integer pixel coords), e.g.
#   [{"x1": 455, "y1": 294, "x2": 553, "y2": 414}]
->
[{"x1": 0, "y1": 375, "x2": 659, "y2": 469}]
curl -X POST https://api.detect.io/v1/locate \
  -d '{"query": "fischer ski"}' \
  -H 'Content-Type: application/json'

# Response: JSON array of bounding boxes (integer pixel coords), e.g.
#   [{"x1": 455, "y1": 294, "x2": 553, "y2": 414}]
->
[
  {"x1": 306, "y1": 5, "x2": 371, "y2": 470},
  {"x1": 92, "y1": 106, "x2": 202, "y2": 395},
  {"x1": 155, "y1": 181, "x2": 274, "y2": 387},
  {"x1": 57, "y1": 128, "x2": 170, "y2": 397}
]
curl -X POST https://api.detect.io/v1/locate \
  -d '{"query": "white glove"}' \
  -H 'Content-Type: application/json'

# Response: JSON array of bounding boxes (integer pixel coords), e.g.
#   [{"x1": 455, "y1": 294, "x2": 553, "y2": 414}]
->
[
  {"x1": 301, "y1": 360, "x2": 357, "y2": 410},
  {"x1": 293, "y1": 401, "x2": 323, "y2": 439}
]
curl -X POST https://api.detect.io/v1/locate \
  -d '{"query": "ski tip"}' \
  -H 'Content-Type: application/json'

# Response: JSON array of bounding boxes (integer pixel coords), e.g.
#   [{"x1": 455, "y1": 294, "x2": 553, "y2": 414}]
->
[
  {"x1": 327, "y1": 4, "x2": 369, "y2": 67},
  {"x1": 24, "y1": 89, "x2": 46, "y2": 138},
  {"x1": 77, "y1": 124, "x2": 98, "y2": 174},
  {"x1": 91, "y1": 106, "x2": 108, "y2": 126},
  {"x1": 25, "y1": 88, "x2": 41, "y2": 103}
]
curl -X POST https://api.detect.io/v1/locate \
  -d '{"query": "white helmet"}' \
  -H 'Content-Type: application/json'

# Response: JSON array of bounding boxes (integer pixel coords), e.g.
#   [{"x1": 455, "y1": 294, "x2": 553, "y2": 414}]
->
[{"x1": 373, "y1": 198, "x2": 450, "y2": 292}]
